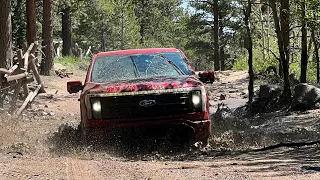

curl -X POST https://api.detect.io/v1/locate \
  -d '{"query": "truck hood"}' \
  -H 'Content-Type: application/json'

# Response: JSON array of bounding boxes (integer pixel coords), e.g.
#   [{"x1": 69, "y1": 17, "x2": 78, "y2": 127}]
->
[{"x1": 83, "y1": 75, "x2": 203, "y2": 94}]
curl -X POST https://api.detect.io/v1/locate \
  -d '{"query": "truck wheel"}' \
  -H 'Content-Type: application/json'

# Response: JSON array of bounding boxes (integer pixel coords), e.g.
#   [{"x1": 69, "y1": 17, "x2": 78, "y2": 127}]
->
[
  {"x1": 210, "y1": 76, "x2": 215, "y2": 84},
  {"x1": 79, "y1": 122, "x2": 95, "y2": 145},
  {"x1": 199, "y1": 135, "x2": 210, "y2": 147}
]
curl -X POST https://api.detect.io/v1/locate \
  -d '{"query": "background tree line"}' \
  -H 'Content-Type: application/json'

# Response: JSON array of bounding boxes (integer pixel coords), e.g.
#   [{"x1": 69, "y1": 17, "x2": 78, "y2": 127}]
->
[{"x1": 0, "y1": 0, "x2": 320, "y2": 101}]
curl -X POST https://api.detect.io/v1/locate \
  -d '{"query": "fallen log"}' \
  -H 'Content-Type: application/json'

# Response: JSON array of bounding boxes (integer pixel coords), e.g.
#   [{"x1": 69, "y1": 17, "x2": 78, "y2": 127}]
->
[
  {"x1": 23, "y1": 43, "x2": 34, "y2": 58},
  {"x1": 5, "y1": 72, "x2": 29, "y2": 83},
  {"x1": 15, "y1": 84, "x2": 41, "y2": 116},
  {"x1": 28, "y1": 54, "x2": 46, "y2": 93},
  {"x1": 7, "y1": 64, "x2": 19, "y2": 74},
  {"x1": 0, "y1": 65, "x2": 19, "y2": 77},
  {"x1": 30, "y1": 41, "x2": 39, "y2": 55},
  {"x1": 24, "y1": 52, "x2": 29, "y2": 70},
  {"x1": 0, "y1": 68, "x2": 11, "y2": 75}
]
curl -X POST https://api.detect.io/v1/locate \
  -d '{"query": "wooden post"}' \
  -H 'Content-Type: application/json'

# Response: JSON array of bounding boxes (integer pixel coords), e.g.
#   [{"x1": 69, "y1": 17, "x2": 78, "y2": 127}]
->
[
  {"x1": 23, "y1": 42, "x2": 34, "y2": 57},
  {"x1": 17, "y1": 49, "x2": 29, "y2": 97},
  {"x1": 24, "y1": 52, "x2": 29, "y2": 70},
  {"x1": 28, "y1": 54, "x2": 46, "y2": 93},
  {"x1": 30, "y1": 41, "x2": 38, "y2": 54},
  {"x1": 5, "y1": 72, "x2": 28, "y2": 82}
]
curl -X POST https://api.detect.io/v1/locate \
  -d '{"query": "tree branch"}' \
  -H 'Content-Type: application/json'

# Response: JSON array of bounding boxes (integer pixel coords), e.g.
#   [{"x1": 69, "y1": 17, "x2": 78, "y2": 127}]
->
[{"x1": 257, "y1": 44, "x2": 280, "y2": 61}]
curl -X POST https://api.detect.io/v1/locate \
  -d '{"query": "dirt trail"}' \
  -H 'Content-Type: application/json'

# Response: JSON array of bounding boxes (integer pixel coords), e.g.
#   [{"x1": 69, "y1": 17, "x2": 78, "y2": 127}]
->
[
  {"x1": 208, "y1": 70, "x2": 250, "y2": 112},
  {"x1": 65, "y1": 157, "x2": 104, "y2": 180},
  {"x1": 0, "y1": 70, "x2": 319, "y2": 179}
]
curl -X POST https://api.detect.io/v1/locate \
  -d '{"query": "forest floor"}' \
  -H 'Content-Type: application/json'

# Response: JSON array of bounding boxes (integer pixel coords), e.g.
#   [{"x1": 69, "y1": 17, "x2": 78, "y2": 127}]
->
[{"x1": 0, "y1": 69, "x2": 319, "y2": 179}]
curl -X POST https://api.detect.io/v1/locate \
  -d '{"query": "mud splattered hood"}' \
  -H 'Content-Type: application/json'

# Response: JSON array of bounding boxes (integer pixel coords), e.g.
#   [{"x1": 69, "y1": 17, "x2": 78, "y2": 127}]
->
[{"x1": 82, "y1": 75, "x2": 203, "y2": 94}]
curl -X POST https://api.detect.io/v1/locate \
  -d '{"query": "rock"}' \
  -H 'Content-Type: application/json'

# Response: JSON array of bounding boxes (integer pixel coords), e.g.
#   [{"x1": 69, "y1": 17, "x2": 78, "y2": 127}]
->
[
  {"x1": 54, "y1": 63, "x2": 67, "y2": 72},
  {"x1": 229, "y1": 90, "x2": 239, "y2": 93},
  {"x1": 258, "y1": 84, "x2": 282, "y2": 99},
  {"x1": 211, "y1": 103, "x2": 233, "y2": 123},
  {"x1": 220, "y1": 94, "x2": 226, "y2": 100},
  {"x1": 292, "y1": 83, "x2": 320, "y2": 111}
]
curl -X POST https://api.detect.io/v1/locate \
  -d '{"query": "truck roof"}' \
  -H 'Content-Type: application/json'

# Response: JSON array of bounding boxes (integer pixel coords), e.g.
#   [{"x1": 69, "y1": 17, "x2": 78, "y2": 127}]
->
[{"x1": 95, "y1": 48, "x2": 181, "y2": 57}]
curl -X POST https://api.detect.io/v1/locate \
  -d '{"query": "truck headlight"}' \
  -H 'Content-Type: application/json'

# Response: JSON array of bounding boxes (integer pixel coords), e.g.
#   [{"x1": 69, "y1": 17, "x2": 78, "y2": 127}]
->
[
  {"x1": 91, "y1": 98, "x2": 102, "y2": 119},
  {"x1": 191, "y1": 91, "x2": 202, "y2": 111}
]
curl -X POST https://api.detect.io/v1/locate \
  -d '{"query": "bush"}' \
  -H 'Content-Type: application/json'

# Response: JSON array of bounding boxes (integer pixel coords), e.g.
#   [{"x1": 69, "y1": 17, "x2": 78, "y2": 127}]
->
[
  {"x1": 233, "y1": 48, "x2": 279, "y2": 72},
  {"x1": 290, "y1": 60, "x2": 317, "y2": 83},
  {"x1": 233, "y1": 45, "x2": 318, "y2": 84}
]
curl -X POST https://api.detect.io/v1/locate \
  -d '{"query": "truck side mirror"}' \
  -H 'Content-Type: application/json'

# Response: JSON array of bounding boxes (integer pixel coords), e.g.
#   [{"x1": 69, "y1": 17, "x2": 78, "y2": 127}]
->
[
  {"x1": 198, "y1": 71, "x2": 215, "y2": 84},
  {"x1": 67, "y1": 81, "x2": 83, "y2": 94}
]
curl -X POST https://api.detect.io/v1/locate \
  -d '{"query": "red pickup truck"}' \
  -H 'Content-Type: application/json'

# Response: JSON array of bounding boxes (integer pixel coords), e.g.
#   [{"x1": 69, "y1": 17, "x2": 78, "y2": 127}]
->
[{"x1": 67, "y1": 48, "x2": 212, "y2": 146}]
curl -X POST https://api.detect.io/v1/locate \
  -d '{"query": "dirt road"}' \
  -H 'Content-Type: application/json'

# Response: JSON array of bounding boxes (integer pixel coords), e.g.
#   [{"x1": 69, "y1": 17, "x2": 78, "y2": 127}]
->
[{"x1": 0, "y1": 70, "x2": 319, "y2": 179}]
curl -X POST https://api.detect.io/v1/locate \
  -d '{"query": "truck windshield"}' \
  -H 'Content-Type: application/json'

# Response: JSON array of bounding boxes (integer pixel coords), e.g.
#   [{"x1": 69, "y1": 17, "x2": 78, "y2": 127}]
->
[{"x1": 91, "y1": 53, "x2": 189, "y2": 82}]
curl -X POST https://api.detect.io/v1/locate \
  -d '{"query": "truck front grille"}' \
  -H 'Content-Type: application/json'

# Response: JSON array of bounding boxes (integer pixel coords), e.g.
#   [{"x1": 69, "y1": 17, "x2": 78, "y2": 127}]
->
[{"x1": 99, "y1": 92, "x2": 192, "y2": 119}]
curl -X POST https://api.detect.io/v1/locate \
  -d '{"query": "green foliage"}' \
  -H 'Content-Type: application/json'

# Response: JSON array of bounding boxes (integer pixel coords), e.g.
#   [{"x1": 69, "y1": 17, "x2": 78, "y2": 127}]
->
[
  {"x1": 68, "y1": 0, "x2": 141, "y2": 53},
  {"x1": 54, "y1": 56, "x2": 90, "y2": 71},
  {"x1": 12, "y1": 0, "x2": 26, "y2": 49},
  {"x1": 233, "y1": 48, "x2": 278, "y2": 72},
  {"x1": 54, "y1": 56, "x2": 79, "y2": 64},
  {"x1": 306, "y1": 0, "x2": 320, "y2": 28},
  {"x1": 234, "y1": 37, "x2": 279, "y2": 72},
  {"x1": 10, "y1": 0, "x2": 320, "y2": 80},
  {"x1": 290, "y1": 60, "x2": 318, "y2": 83}
]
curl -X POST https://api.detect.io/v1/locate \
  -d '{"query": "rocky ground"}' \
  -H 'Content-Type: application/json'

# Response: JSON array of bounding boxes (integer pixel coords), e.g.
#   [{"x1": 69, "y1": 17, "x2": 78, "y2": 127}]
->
[{"x1": 0, "y1": 70, "x2": 319, "y2": 179}]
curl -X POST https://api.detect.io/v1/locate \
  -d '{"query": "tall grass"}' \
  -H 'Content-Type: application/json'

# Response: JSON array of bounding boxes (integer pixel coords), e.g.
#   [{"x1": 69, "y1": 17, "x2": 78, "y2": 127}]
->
[{"x1": 54, "y1": 56, "x2": 91, "y2": 71}]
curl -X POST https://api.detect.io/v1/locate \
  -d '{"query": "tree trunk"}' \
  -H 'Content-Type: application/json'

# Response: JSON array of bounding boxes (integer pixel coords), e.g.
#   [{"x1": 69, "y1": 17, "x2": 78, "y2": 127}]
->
[
  {"x1": 280, "y1": 0, "x2": 291, "y2": 100},
  {"x1": 140, "y1": 22, "x2": 145, "y2": 44},
  {"x1": 280, "y1": 0, "x2": 290, "y2": 65},
  {"x1": 219, "y1": 14, "x2": 225, "y2": 71},
  {"x1": 0, "y1": 0, "x2": 12, "y2": 106},
  {"x1": 26, "y1": 0, "x2": 37, "y2": 45},
  {"x1": 0, "y1": 0, "x2": 12, "y2": 81},
  {"x1": 40, "y1": 0, "x2": 54, "y2": 76},
  {"x1": 260, "y1": 3, "x2": 266, "y2": 62},
  {"x1": 213, "y1": 0, "x2": 220, "y2": 71},
  {"x1": 244, "y1": 0, "x2": 254, "y2": 103},
  {"x1": 100, "y1": 28, "x2": 106, "y2": 52},
  {"x1": 270, "y1": 0, "x2": 291, "y2": 101},
  {"x1": 312, "y1": 29, "x2": 320, "y2": 83},
  {"x1": 120, "y1": 7, "x2": 125, "y2": 50},
  {"x1": 267, "y1": 4, "x2": 270, "y2": 58},
  {"x1": 62, "y1": 7, "x2": 72, "y2": 56},
  {"x1": 300, "y1": 0, "x2": 308, "y2": 83},
  {"x1": 220, "y1": 47, "x2": 225, "y2": 71}
]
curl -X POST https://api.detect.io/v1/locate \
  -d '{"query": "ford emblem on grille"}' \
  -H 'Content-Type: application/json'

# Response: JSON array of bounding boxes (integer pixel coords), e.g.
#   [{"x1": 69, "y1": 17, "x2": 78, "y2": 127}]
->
[{"x1": 139, "y1": 99, "x2": 156, "y2": 107}]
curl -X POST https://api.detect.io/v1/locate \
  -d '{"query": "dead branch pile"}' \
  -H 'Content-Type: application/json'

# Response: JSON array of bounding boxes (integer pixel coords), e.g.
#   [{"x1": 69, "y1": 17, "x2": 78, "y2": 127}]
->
[{"x1": 0, "y1": 42, "x2": 45, "y2": 116}]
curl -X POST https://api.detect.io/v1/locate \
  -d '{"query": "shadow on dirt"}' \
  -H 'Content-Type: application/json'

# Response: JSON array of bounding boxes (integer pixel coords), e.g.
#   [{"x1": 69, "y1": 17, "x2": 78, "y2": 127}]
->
[{"x1": 47, "y1": 123, "x2": 198, "y2": 160}]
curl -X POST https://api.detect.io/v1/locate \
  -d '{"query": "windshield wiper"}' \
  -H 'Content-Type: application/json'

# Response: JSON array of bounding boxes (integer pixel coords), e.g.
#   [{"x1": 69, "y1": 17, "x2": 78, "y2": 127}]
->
[
  {"x1": 129, "y1": 55, "x2": 140, "y2": 77},
  {"x1": 157, "y1": 54, "x2": 185, "y2": 75}
]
